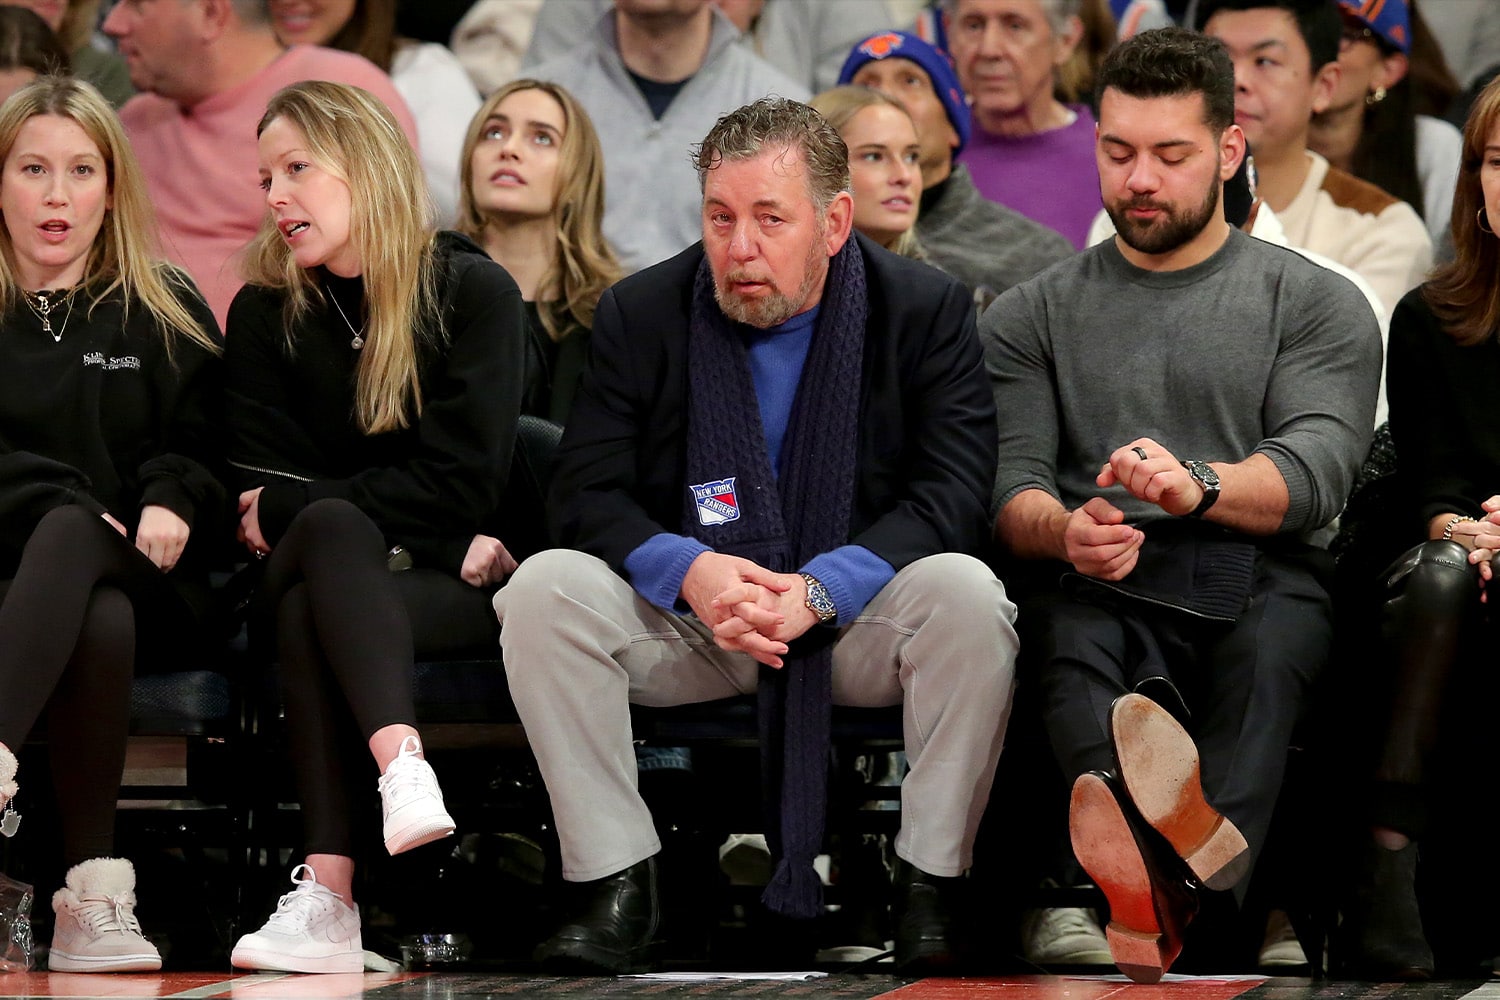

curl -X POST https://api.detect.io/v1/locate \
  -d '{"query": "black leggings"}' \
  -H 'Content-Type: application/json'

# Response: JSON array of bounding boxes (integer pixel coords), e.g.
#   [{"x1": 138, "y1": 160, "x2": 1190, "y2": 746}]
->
[
  {"x1": 0, "y1": 504, "x2": 201, "y2": 866},
  {"x1": 257, "y1": 499, "x2": 497, "y2": 857}
]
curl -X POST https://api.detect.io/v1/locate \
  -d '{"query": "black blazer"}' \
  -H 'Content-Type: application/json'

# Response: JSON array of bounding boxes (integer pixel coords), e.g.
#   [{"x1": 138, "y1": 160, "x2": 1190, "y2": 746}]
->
[{"x1": 551, "y1": 233, "x2": 998, "y2": 577}]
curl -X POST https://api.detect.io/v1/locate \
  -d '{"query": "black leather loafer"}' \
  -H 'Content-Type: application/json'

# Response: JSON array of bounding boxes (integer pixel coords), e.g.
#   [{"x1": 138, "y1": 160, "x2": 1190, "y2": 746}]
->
[
  {"x1": 892, "y1": 858, "x2": 965, "y2": 976},
  {"x1": 535, "y1": 856, "x2": 660, "y2": 974}
]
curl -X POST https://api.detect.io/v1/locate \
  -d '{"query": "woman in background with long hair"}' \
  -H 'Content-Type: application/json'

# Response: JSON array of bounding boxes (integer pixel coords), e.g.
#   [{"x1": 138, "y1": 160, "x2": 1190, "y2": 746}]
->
[
  {"x1": 1309, "y1": 0, "x2": 1462, "y2": 247},
  {"x1": 457, "y1": 78, "x2": 619, "y2": 425}
]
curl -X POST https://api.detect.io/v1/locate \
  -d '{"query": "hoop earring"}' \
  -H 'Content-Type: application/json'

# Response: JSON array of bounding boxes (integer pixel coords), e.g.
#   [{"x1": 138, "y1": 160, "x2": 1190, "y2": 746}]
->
[{"x1": 1481, "y1": 209, "x2": 1497, "y2": 237}]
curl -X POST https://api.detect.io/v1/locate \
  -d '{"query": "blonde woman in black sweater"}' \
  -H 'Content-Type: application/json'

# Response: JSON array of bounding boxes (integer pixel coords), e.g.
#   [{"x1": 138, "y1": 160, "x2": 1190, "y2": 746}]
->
[
  {"x1": 226, "y1": 80, "x2": 527, "y2": 974},
  {"x1": 0, "y1": 76, "x2": 223, "y2": 972}
]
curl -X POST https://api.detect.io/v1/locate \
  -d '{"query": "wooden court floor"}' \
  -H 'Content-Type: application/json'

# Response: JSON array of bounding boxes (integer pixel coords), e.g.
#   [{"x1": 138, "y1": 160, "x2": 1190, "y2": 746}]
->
[{"x1": 1, "y1": 973, "x2": 1499, "y2": 1000}]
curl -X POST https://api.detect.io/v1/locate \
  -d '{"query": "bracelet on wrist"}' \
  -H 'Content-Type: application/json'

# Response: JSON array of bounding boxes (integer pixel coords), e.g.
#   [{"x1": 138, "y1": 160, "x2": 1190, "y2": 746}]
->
[{"x1": 1442, "y1": 514, "x2": 1477, "y2": 542}]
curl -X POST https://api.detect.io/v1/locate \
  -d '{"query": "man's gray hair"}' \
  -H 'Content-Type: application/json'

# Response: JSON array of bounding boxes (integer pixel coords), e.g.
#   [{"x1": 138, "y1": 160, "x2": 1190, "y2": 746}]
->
[
  {"x1": 939, "y1": 0, "x2": 1083, "y2": 37},
  {"x1": 692, "y1": 96, "x2": 850, "y2": 212}
]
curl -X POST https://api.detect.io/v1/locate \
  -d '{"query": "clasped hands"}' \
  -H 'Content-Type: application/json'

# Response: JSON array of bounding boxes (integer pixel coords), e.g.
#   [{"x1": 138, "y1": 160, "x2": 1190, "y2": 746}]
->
[
  {"x1": 682, "y1": 551, "x2": 818, "y2": 668},
  {"x1": 1438, "y1": 496, "x2": 1500, "y2": 598},
  {"x1": 1065, "y1": 437, "x2": 1207, "y2": 581}
]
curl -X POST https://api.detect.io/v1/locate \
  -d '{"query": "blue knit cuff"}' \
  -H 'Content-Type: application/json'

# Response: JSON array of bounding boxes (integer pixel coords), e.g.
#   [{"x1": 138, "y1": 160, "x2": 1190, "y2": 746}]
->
[
  {"x1": 624, "y1": 532, "x2": 712, "y2": 612},
  {"x1": 801, "y1": 545, "x2": 894, "y2": 625}
]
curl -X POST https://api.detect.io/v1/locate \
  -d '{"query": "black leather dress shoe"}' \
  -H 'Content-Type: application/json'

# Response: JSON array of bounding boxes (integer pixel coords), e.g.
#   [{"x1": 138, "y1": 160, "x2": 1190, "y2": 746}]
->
[
  {"x1": 535, "y1": 856, "x2": 659, "y2": 974},
  {"x1": 1070, "y1": 770, "x2": 1199, "y2": 984},
  {"x1": 892, "y1": 858, "x2": 965, "y2": 975}
]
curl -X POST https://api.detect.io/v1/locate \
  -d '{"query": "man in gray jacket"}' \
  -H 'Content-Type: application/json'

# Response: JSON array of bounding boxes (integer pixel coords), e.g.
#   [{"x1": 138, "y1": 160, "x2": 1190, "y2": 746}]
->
[
  {"x1": 527, "y1": 0, "x2": 806, "y2": 274},
  {"x1": 524, "y1": 0, "x2": 888, "y2": 93},
  {"x1": 983, "y1": 27, "x2": 1380, "y2": 984}
]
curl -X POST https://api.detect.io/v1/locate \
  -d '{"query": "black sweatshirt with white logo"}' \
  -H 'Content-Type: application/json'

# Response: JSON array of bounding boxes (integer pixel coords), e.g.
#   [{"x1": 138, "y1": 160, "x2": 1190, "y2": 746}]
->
[{"x1": 0, "y1": 271, "x2": 226, "y2": 575}]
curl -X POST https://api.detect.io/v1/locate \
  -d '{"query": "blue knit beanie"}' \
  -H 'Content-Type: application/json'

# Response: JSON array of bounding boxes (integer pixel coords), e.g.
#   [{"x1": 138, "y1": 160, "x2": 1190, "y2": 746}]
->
[{"x1": 837, "y1": 31, "x2": 972, "y2": 155}]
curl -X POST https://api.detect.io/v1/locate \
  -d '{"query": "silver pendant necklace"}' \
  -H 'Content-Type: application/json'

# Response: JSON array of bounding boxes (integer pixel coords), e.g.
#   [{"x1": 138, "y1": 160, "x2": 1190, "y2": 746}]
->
[
  {"x1": 329, "y1": 292, "x2": 365, "y2": 350},
  {"x1": 21, "y1": 288, "x2": 75, "y2": 343}
]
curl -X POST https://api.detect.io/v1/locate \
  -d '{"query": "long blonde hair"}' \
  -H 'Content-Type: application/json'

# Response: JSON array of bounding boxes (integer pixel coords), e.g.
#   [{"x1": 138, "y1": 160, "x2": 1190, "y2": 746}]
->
[
  {"x1": 1424, "y1": 74, "x2": 1500, "y2": 347},
  {"x1": 0, "y1": 76, "x2": 220, "y2": 359},
  {"x1": 240, "y1": 80, "x2": 436, "y2": 434},
  {"x1": 809, "y1": 86, "x2": 924, "y2": 260},
  {"x1": 457, "y1": 79, "x2": 620, "y2": 342}
]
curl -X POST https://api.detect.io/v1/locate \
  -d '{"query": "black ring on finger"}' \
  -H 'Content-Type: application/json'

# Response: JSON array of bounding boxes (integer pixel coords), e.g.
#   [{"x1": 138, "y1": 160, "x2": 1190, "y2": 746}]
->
[{"x1": 1132, "y1": 446, "x2": 1148, "y2": 461}]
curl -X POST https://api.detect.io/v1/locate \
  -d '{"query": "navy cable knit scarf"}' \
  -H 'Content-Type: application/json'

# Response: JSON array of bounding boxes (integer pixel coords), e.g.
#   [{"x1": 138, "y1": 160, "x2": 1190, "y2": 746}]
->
[{"x1": 681, "y1": 237, "x2": 867, "y2": 919}]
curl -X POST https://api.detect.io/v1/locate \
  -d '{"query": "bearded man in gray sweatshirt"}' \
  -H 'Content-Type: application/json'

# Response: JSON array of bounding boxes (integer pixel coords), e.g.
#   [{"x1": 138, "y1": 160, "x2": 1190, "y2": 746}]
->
[{"x1": 982, "y1": 27, "x2": 1380, "y2": 984}]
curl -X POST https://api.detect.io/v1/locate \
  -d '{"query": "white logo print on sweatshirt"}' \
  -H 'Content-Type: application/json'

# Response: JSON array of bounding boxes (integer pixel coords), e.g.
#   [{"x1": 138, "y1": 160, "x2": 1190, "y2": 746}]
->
[{"x1": 83, "y1": 352, "x2": 141, "y2": 371}]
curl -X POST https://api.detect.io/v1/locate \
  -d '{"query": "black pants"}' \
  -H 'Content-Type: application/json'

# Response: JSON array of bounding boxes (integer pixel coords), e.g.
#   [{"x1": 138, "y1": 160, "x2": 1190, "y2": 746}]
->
[
  {"x1": 256, "y1": 499, "x2": 496, "y2": 857},
  {"x1": 1021, "y1": 553, "x2": 1332, "y2": 889},
  {"x1": 0, "y1": 504, "x2": 205, "y2": 865}
]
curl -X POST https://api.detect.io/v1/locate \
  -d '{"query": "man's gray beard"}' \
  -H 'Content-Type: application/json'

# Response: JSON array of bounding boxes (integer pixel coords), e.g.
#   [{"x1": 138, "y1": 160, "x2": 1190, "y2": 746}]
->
[
  {"x1": 715, "y1": 283, "x2": 804, "y2": 327},
  {"x1": 712, "y1": 234, "x2": 827, "y2": 328}
]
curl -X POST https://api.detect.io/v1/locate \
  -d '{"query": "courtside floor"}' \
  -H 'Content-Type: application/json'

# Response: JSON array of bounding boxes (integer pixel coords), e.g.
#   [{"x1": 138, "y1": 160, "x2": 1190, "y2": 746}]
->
[{"x1": 1, "y1": 973, "x2": 1499, "y2": 1000}]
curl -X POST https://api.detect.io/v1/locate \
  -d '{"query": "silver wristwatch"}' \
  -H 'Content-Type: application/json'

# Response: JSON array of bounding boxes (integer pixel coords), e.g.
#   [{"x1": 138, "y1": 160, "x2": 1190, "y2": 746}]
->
[{"x1": 800, "y1": 573, "x2": 837, "y2": 625}]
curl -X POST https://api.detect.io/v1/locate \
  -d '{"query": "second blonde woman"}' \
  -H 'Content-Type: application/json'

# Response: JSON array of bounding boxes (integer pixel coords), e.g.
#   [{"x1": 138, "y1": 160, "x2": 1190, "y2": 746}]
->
[{"x1": 226, "y1": 80, "x2": 527, "y2": 974}]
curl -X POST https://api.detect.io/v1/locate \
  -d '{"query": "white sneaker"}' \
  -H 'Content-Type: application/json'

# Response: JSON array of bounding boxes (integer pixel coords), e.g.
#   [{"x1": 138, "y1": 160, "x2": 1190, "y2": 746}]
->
[
  {"x1": 1259, "y1": 909, "x2": 1309, "y2": 968},
  {"x1": 1021, "y1": 900, "x2": 1114, "y2": 966},
  {"x1": 232, "y1": 865, "x2": 362, "y2": 974},
  {"x1": 49, "y1": 858, "x2": 162, "y2": 972},
  {"x1": 378, "y1": 735, "x2": 455, "y2": 855},
  {"x1": 718, "y1": 833, "x2": 772, "y2": 886}
]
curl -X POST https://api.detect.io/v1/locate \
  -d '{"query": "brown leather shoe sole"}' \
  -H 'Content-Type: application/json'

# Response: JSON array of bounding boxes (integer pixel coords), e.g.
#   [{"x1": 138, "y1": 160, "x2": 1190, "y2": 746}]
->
[
  {"x1": 1069, "y1": 771, "x2": 1185, "y2": 984},
  {"x1": 1110, "y1": 693, "x2": 1250, "y2": 892}
]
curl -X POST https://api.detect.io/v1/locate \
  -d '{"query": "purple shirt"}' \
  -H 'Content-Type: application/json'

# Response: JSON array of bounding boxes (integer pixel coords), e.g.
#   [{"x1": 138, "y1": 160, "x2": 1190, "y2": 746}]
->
[{"x1": 958, "y1": 104, "x2": 1100, "y2": 250}]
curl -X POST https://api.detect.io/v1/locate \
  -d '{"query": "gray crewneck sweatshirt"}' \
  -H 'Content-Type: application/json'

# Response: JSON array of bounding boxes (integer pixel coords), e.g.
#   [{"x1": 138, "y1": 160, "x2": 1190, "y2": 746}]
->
[{"x1": 981, "y1": 228, "x2": 1381, "y2": 535}]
